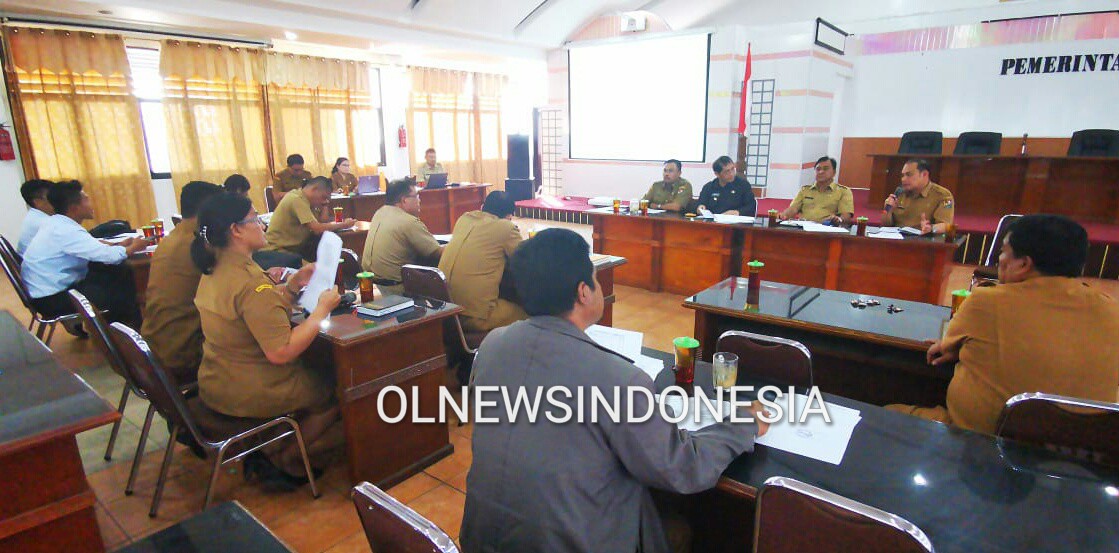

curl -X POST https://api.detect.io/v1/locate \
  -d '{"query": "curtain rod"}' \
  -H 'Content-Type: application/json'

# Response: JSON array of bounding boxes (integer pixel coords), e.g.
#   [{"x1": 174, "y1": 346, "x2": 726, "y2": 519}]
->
[{"x1": 1, "y1": 14, "x2": 272, "y2": 47}]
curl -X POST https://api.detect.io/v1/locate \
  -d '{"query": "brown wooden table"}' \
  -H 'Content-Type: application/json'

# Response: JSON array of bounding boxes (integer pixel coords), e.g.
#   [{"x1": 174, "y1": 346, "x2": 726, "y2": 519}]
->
[
  {"x1": 0, "y1": 310, "x2": 120, "y2": 552},
  {"x1": 868, "y1": 154, "x2": 1119, "y2": 223},
  {"x1": 301, "y1": 300, "x2": 462, "y2": 488},
  {"x1": 591, "y1": 211, "x2": 959, "y2": 304},
  {"x1": 330, "y1": 183, "x2": 490, "y2": 234}
]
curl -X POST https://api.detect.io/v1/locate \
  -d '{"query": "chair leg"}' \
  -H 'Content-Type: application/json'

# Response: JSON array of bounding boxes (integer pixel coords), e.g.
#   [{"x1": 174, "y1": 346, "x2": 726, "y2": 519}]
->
[
  {"x1": 104, "y1": 386, "x2": 132, "y2": 461},
  {"x1": 150, "y1": 425, "x2": 179, "y2": 518},
  {"x1": 43, "y1": 321, "x2": 58, "y2": 346},
  {"x1": 126, "y1": 403, "x2": 156, "y2": 496},
  {"x1": 202, "y1": 445, "x2": 225, "y2": 511},
  {"x1": 288, "y1": 419, "x2": 320, "y2": 499},
  {"x1": 35, "y1": 321, "x2": 47, "y2": 341}
]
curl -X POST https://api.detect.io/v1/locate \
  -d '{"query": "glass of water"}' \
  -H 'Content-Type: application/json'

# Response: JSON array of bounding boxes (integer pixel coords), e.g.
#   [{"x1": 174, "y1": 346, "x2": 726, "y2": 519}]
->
[{"x1": 712, "y1": 352, "x2": 738, "y2": 390}]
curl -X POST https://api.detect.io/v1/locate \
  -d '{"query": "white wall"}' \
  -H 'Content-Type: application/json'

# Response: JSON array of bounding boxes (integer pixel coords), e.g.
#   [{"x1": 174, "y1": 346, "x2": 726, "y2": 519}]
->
[{"x1": 0, "y1": 74, "x2": 28, "y2": 242}]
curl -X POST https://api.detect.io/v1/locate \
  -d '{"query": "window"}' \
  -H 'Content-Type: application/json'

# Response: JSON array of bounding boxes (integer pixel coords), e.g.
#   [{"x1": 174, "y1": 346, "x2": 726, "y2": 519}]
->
[{"x1": 126, "y1": 46, "x2": 173, "y2": 179}]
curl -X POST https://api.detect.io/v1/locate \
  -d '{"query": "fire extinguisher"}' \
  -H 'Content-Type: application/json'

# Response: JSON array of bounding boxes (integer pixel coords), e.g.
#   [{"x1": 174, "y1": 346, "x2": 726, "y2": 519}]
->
[
  {"x1": 0, "y1": 124, "x2": 15, "y2": 161},
  {"x1": 397, "y1": 125, "x2": 407, "y2": 148}
]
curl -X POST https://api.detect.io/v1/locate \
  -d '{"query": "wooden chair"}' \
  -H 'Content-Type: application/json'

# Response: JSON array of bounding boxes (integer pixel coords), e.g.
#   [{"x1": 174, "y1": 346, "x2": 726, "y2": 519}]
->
[
  {"x1": 401, "y1": 264, "x2": 485, "y2": 386},
  {"x1": 754, "y1": 477, "x2": 934, "y2": 553},
  {"x1": 996, "y1": 392, "x2": 1119, "y2": 469},
  {"x1": 339, "y1": 248, "x2": 362, "y2": 292},
  {"x1": 351, "y1": 482, "x2": 461, "y2": 553},
  {"x1": 970, "y1": 214, "x2": 1021, "y2": 289},
  {"x1": 716, "y1": 330, "x2": 813, "y2": 389},
  {"x1": 0, "y1": 235, "x2": 82, "y2": 345},
  {"x1": 107, "y1": 322, "x2": 319, "y2": 517},
  {"x1": 265, "y1": 185, "x2": 278, "y2": 212}
]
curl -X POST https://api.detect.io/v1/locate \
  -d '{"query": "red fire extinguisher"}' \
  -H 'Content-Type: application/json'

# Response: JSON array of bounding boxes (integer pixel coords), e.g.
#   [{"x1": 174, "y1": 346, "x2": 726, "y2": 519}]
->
[
  {"x1": 0, "y1": 124, "x2": 16, "y2": 161},
  {"x1": 397, "y1": 125, "x2": 407, "y2": 148}
]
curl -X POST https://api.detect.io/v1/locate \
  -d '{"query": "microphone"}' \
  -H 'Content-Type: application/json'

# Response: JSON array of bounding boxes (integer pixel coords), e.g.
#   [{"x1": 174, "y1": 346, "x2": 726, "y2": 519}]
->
[{"x1": 885, "y1": 186, "x2": 903, "y2": 212}]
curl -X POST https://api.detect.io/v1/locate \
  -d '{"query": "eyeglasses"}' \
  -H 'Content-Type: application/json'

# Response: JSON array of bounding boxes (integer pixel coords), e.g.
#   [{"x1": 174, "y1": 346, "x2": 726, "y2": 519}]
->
[{"x1": 234, "y1": 215, "x2": 264, "y2": 226}]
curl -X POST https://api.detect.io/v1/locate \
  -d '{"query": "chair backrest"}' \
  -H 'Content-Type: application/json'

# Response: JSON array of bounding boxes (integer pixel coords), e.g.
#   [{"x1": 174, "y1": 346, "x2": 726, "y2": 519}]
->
[
  {"x1": 0, "y1": 237, "x2": 37, "y2": 313},
  {"x1": 351, "y1": 482, "x2": 460, "y2": 553},
  {"x1": 982, "y1": 214, "x2": 1022, "y2": 268},
  {"x1": 716, "y1": 330, "x2": 812, "y2": 389},
  {"x1": 107, "y1": 322, "x2": 206, "y2": 443},
  {"x1": 996, "y1": 392, "x2": 1119, "y2": 469},
  {"x1": 1068, "y1": 129, "x2": 1119, "y2": 158},
  {"x1": 401, "y1": 264, "x2": 452, "y2": 302},
  {"x1": 754, "y1": 477, "x2": 934, "y2": 553},
  {"x1": 953, "y1": 132, "x2": 1002, "y2": 155},
  {"x1": 68, "y1": 290, "x2": 132, "y2": 382},
  {"x1": 0, "y1": 234, "x2": 22, "y2": 266},
  {"x1": 339, "y1": 248, "x2": 361, "y2": 292},
  {"x1": 898, "y1": 131, "x2": 943, "y2": 155},
  {"x1": 264, "y1": 185, "x2": 277, "y2": 212}
]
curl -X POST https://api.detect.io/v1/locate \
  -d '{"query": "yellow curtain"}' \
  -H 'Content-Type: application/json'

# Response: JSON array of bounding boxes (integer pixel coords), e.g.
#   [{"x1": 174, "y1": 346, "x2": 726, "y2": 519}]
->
[
  {"x1": 406, "y1": 67, "x2": 507, "y2": 186},
  {"x1": 264, "y1": 52, "x2": 382, "y2": 179},
  {"x1": 4, "y1": 27, "x2": 156, "y2": 226},
  {"x1": 159, "y1": 40, "x2": 270, "y2": 214}
]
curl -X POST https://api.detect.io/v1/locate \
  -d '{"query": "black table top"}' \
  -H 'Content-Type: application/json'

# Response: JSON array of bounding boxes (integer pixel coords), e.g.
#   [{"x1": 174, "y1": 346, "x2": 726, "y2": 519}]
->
[
  {"x1": 0, "y1": 310, "x2": 117, "y2": 452},
  {"x1": 643, "y1": 348, "x2": 1119, "y2": 553},
  {"x1": 685, "y1": 278, "x2": 951, "y2": 348},
  {"x1": 117, "y1": 502, "x2": 293, "y2": 553}
]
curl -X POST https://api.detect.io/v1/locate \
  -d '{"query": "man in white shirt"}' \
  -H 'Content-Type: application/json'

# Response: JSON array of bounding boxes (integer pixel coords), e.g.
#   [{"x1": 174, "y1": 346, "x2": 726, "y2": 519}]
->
[
  {"x1": 16, "y1": 179, "x2": 54, "y2": 255},
  {"x1": 23, "y1": 180, "x2": 149, "y2": 327}
]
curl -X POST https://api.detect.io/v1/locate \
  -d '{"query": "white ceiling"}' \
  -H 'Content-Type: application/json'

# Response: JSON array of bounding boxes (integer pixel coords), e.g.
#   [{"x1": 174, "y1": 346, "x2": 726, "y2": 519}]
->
[{"x1": 0, "y1": 0, "x2": 1112, "y2": 65}]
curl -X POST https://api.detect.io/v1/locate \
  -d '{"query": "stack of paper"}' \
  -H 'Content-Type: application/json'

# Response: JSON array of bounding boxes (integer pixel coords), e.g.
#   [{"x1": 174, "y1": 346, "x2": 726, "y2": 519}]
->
[
  {"x1": 755, "y1": 393, "x2": 862, "y2": 465},
  {"x1": 712, "y1": 214, "x2": 756, "y2": 225},
  {"x1": 588, "y1": 197, "x2": 615, "y2": 207},
  {"x1": 868, "y1": 228, "x2": 904, "y2": 240},
  {"x1": 586, "y1": 324, "x2": 667, "y2": 381},
  {"x1": 800, "y1": 222, "x2": 850, "y2": 234},
  {"x1": 657, "y1": 394, "x2": 733, "y2": 432},
  {"x1": 298, "y1": 231, "x2": 342, "y2": 313}
]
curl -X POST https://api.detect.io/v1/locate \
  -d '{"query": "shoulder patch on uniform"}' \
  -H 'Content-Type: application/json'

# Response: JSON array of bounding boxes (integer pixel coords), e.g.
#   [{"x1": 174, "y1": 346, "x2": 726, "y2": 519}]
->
[{"x1": 254, "y1": 284, "x2": 274, "y2": 293}]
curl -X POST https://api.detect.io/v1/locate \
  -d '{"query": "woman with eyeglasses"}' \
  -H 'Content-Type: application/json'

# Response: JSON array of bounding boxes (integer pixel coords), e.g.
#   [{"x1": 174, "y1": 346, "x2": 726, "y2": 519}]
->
[
  {"x1": 330, "y1": 157, "x2": 358, "y2": 195},
  {"x1": 190, "y1": 193, "x2": 341, "y2": 491}
]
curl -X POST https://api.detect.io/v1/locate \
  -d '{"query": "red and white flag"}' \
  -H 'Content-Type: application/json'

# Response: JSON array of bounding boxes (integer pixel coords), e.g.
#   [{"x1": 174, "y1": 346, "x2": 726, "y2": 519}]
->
[{"x1": 736, "y1": 43, "x2": 752, "y2": 136}]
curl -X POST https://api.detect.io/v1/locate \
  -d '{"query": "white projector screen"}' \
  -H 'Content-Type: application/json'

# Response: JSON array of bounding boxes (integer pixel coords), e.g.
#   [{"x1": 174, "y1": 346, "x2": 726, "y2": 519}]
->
[{"x1": 568, "y1": 33, "x2": 710, "y2": 162}]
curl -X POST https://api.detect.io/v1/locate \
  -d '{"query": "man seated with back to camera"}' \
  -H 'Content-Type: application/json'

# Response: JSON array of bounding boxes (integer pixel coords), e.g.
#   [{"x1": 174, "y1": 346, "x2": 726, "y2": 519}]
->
[
  {"x1": 460, "y1": 228, "x2": 769, "y2": 553},
  {"x1": 887, "y1": 214, "x2": 1119, "y2": 434}
]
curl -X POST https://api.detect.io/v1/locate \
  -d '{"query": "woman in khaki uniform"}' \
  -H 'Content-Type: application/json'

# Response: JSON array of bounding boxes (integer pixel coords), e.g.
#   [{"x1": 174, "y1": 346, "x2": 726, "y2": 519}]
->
[
  {"x1": 331, "y1": 157, "x2": 358, "y2": 194},
  {"x1": 191, "y1": 193, "x2": 341, "y2": 489}
]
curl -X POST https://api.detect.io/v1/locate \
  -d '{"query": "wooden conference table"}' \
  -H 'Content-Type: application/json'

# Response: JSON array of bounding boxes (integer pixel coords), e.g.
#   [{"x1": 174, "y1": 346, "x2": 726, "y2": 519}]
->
[
  {"x1": 685, "y1": 278, "x2": 952, "y2": 407},
  {"x1": 0, "y1": 311, "x2": 120, "y2": 552},
  {"x1": 590, "y1": 211, "x2": 959, "y2": 304},
  {"x1": 329, "y1": 183, "x2": 490, "y2": 235},
  {"x1": 644, "y1": 351, "x2": 1119, "y2": 553},
  {"x1": 868, "y1": 153, "x2": 1119, "y2": 223}
]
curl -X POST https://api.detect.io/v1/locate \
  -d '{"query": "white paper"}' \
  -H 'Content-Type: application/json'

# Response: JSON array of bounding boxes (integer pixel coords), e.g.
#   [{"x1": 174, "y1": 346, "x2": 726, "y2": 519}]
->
[
  {"x1": 867, "y1": 231, "x2": 904, "y2": 240},
  {"x1": 633, "y1": 354, "x2": 665, "y2": 381},
  {"x1": 900, "y1": 226, "x2": 923, "y2": 235},
  {"x1": 712, "y1": 214, "x2": 755, "y2": 224},
  {"x1": 298, "y1": 231, "x2": 342, "y2": 313},
  {"x1": 779, "y1": 220, "x2": 809, "y2": 228},
  {"x1": 656, "y1": 394, "x2": 735, "y2": 432},
  {"x1": 434, "y1": 234, "x2": 453, "y2": 243},
  {"x1": 755, "y1": 394, "x2": 862, "y2": 465},
  {"x1": 646, "y1": 209, "x2": 666, "y2": 214},
  {"x1": 103, "y1": 231, "x2": 143, "y2": 244},
  {"x1": 586, "y1": 324, "x2": 643, "y2": 361},
  {"x1": 588, "y1": 196, "x2": 615, "y2": 207},
  {"x1": 587, "y1": 206, "x2": 617, "y2": 214},
  {"x1": 800, "y1": 222, "x2": 850, "y2": 234}
]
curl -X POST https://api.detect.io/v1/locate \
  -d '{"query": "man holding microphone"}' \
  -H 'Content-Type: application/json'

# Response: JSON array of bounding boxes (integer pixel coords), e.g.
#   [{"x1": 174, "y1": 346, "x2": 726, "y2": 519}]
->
[{"x1": 881, "y1": 159, "x2": 955, "y2": 234}]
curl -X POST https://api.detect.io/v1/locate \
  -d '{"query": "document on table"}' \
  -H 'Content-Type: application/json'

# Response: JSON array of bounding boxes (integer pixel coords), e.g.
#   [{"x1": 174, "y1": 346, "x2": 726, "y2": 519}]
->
[
  {"x1": 657, "y1": 394, "x2": 733, "y2": 432},
  {"x1": 586, "y1": 324, "x2": 643, "y2": 361},
  {"x1": 755, "y1": 393, "x2": 862, "y2": 465},
  {"x1": 712, "y1": 214, "x2": 756, "y2": 224},
  {"x1": 588, "y1": 196, "x2": 615, "y2": 207},
  {"x1": 298, "y1": 231, "x2": 342, "y2": 313},
  {"x1": 103, "y1": 231, "x2": 143, "y2": 244},
  {"x1": 868, "y1": 227, "x2": 904, "y2": 240},
  {"x1": 800, "y1": 222, "x2": 851, "y2": 234}
]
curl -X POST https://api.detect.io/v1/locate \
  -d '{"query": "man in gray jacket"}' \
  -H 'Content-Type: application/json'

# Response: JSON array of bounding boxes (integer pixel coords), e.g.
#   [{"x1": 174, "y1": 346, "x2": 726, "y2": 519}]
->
[{"x1": 460, "y1": 228, "x2": 768, "y2": 553}]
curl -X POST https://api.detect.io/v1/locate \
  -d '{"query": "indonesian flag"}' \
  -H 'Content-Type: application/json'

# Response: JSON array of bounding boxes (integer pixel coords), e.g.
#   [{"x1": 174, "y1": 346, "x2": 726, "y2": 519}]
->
[{"x1": 736, "y1": 43, "x2": 752, "y2": 136}]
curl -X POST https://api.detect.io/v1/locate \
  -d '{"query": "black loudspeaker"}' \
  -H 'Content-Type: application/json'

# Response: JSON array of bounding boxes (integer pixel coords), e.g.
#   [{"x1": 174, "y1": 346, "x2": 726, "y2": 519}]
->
[
  {"x1": 508, "y1": 134, "x2": 531, "y2": 179},
  {"x1": 506, "y1": 178, "x2": 534, "y2": 201}
]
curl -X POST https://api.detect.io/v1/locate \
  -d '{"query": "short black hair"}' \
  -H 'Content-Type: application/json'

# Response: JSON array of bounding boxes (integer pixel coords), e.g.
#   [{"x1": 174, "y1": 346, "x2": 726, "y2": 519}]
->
[
  {"x1": 181, "y1": 181, "x2": 223, "y2": 219},
  {"x1": 1005, "y1": 214, "x2": 1088, "y2": 278},
  {"x1": 302, "y1": 176, "x2": 332, "y2": 191},
  {"x1": 286, "y1": 153, "x2": 304, "y2": 166},
  {"x1": 482, "y1": 190, "x2": 515, "y2": 219},
  {"x1": 20, "y1": 179, "x2": 52, "y2": 207},
  {"x1": 223, "y1": 174, "x2": 251, "y2": 194},
  {"x1": 712, "y1": 155, "x2": 734, "y2": 174},
  {"x1": 47, "y1": 180, "x2": 84, "y2": 215},
  {"x1": 906, "y1": 158, "x2": 931, "y2": 174},
  {"x1": 510, "y1": 228, "x2": 595, "y2": 316},
  {"x1": 385, "y1": 177, "x2": 417, "y2": 205},
  {"x1": 816, "y1": 156, "x2": 838, "y2": 172},
  {"x1": 664, "y1": 159, "x2": 682, "y2": 172},
  {"x1": 425, "y1": 148, "x2": 436, "y2": 155}
]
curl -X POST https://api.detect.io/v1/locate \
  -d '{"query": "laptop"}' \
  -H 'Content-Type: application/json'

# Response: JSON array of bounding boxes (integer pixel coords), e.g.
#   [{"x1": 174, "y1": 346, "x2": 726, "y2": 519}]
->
[
  {"x1": 356, "y1": 175, "x2": 379, "y2": 195},
  {"x1": 424, "y1": 173, "x2": 449, "y2": 190}
]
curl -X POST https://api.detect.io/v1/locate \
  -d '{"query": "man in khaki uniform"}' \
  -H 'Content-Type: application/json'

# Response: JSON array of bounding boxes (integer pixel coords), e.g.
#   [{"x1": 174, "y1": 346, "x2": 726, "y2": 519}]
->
[
  {"x1": 273, "y1": 153, "x2": 314, "y2": 200},
  {"x1": 362, "y1": 178, "x2": 443, "y2": 296},
  {"x1": 881, "y1": 159, "x2": 954, "y2": 234},
  {"x1": 780, "y1": 156, "x2": 854, "y2": 224},
  {"x1": 641, "y1": 159, "x2": 693, "y2": 212},
  {"x1": 417, "y1": 148, "x2": 447, "y2": 183},
  {"x1": 439, "y1": 191, "x2": 526, "y2": 332},
  {"x1": 887, "y1": 215, "x2": 1119, "y2": 434},
  {"x1": 263, "y1": 176, "x2": 355, "y2": 265},
  {"x1": 141, "y1": 181, "x2": 223, "y2": 385}
]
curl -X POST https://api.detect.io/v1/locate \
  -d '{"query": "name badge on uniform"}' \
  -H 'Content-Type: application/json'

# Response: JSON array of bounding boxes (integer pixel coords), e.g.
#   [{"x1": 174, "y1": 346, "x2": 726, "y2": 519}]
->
[{"x1": 712, "y1": 193, "x2": 721, "y2": 202}]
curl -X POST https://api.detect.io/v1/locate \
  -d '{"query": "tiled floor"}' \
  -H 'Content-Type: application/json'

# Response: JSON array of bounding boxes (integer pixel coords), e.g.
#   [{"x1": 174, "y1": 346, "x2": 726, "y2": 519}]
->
[{"x1": 7, "y1": 224, "x2": 1117, "y2": 551}]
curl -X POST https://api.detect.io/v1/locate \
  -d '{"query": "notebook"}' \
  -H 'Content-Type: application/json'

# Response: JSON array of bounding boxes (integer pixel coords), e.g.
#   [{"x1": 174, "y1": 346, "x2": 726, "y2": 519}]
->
[{"x1": 355, "y1": 295, "x2": 415, "y2": 317}]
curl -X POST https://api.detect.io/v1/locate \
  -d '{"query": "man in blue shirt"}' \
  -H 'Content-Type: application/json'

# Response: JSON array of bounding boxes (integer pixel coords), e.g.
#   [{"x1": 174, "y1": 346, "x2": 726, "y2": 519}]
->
[
  {"x1": 23, "y1": 180, "x2": 149, "y2": 327},
  {"x1": 696, "y1": 155, "x2": 756, "y2": 216},
  {"x1": 17, "y1": 179, "x2": 54, "y2": 255}
]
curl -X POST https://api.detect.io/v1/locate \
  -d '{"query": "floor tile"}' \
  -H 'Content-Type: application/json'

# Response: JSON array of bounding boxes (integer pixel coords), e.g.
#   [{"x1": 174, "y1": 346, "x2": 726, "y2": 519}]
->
[
  {"x1": 268, "y1": 491, "x2": 362, "y2": 553},
  {"x1": 385, "y1": 472, "x2": 442, "y2": 504},
  {"x1": 406, "y1": 485, "x2": 466, "y2": 540},
  {"x1": 95, "y1": 502, "x2": 129, "y2": 550},
  {"x1": 321, "y1": 530, "x2": 371, "y2": 553}
]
